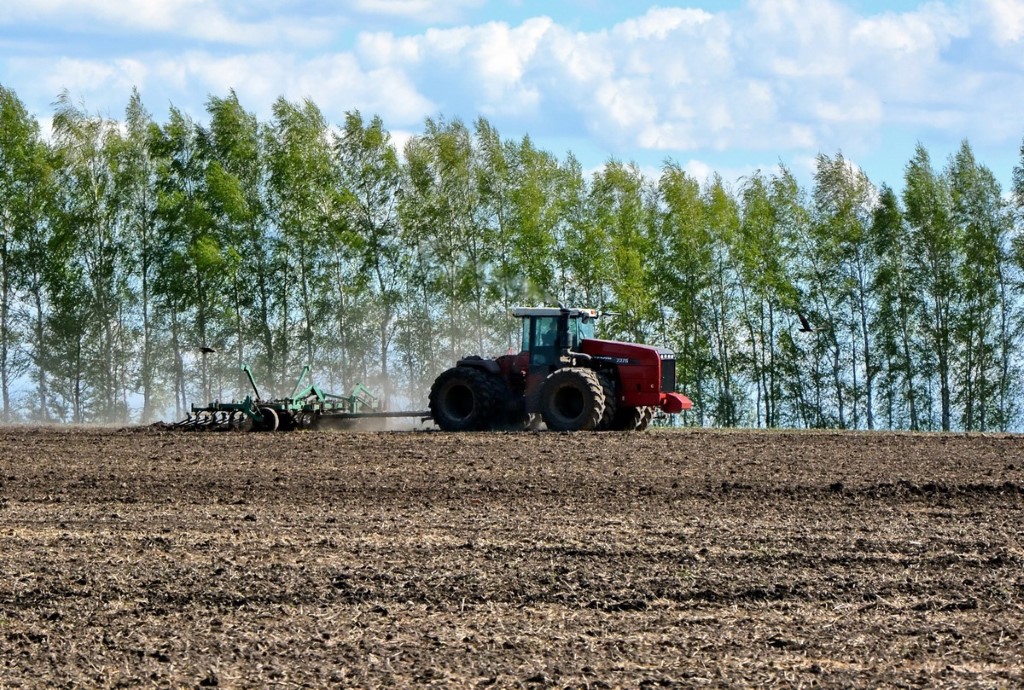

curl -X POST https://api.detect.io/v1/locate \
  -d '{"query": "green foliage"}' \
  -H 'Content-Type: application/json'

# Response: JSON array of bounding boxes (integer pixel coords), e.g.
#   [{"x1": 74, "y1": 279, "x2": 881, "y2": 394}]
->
[
  {"x1": 805, "y1": 152, "x2": 878, "y2": 428},
  {"x1": 733, "y1": 168, "x2": 804, "y2": 427},
  {"x1": 2, "y1": 83, "x2": 1023, "y2": 430},
  {"x1": 335, "y1": 110, "x2": 404, "y2": 396},
  {"x1": 590, "y1": 161, "x2": 656, "y2": 341},
  {"x1": 655, "y1": 163, "x2": 715, "y2": 424},
  {"x1": 0, "y1": 85, "x2": 52, "y2": 420},
  {"x1": 869, "y1": 185, "x2": 926, "y2": 429},
  {"x1": 947, "y1": 141, "x2": 1014, "y2": 430},
  {"x1": 903, "y1": 144, "x2": 958, "y2": 430}
]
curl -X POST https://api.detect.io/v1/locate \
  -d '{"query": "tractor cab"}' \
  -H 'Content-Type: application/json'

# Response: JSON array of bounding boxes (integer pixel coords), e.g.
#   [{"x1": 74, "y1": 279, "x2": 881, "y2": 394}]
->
[{"x1": 513, "y1": 307, "x2": 598, "y2": 368}]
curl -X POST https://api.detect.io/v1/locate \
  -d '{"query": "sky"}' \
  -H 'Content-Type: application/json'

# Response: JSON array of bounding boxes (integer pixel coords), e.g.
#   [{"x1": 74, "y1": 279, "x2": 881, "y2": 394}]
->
[{"x1": 1, "y1": 0, "x2": 1023, "y2": 191}]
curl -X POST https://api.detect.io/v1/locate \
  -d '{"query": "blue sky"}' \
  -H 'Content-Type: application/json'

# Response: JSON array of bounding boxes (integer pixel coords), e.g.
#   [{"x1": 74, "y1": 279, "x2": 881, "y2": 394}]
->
[{"x1": 2, "y1": 0, "x2": 1022, "y2": 191}]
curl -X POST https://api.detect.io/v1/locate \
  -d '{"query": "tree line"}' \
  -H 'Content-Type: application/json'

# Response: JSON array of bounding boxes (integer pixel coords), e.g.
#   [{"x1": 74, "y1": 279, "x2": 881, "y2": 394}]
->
[{"x1": 2, "y1": 83, "x2": 1024, "y2": 430}]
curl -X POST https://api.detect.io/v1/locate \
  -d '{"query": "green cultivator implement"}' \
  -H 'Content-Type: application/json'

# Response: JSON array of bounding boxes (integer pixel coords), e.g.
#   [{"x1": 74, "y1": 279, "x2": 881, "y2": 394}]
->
[{"x1": 176, "y1": 365, "x2": 386, "y2": 432}]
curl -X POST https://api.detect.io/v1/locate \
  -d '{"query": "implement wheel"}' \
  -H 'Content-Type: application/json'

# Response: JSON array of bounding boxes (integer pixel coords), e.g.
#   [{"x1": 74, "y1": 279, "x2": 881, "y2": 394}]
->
[
  {"x1": 429, "y1": 366, "x2": 502, "y2": 431},
  {"x1": 257, "y1": 406, "x2": 279, "y2": 432},
  {"x1": 230, "y1": 411, "x2": 254, "y2": 432},
  {"x1": 540, "y1": 367, "x2": 605, "y2": 432}
]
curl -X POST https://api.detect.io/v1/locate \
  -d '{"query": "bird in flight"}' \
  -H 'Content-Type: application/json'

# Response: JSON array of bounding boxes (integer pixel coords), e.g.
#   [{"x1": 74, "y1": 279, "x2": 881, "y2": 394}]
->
[{"x1": 797, "y1": 313, "x2": 813, "y2": 333}]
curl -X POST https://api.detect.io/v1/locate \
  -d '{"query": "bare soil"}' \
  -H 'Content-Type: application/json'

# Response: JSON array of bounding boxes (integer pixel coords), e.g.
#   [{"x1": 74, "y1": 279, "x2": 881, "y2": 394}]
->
[{"x1": 1, "y1": 426, "x2": 1022, "y2": 688}]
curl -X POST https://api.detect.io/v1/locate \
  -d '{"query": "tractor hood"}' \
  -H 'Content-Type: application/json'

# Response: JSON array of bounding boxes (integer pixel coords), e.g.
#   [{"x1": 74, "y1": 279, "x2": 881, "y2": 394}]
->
[
  {"x1": 578, "y1": 339, "x2": 690, "y2": 413},
  {"x1": 578, "y1": 338, "x2": 667, "y2": 366}
]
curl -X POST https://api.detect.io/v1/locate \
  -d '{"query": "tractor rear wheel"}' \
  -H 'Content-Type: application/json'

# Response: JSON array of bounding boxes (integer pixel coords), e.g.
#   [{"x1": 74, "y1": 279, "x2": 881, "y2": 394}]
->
[
  {"x1": 429, "y1": 366, "x2": 503, "y2": 431},
  {"x1": 540, "y1": 367, "x2": 605, "y2": 431},
  {"x1": 596, "y1": 372, "x2": 618, "y2": 430},
  {"x1": 608, "y1": 405, "x2": 653, "y2": 431}
]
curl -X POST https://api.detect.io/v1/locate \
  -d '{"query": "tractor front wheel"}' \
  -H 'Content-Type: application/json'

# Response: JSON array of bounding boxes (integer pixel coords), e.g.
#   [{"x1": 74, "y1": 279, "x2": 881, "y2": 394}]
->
[
  {"x1": 540, "y1": 368, "x2": 605, "y2": 431},
  {"x1": 429, "y1": 366, "x2": 502, "y2": 431}
]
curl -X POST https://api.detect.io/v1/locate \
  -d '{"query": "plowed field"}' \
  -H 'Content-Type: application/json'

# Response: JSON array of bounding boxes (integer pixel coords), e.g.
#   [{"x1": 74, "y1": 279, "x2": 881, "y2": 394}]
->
[{"x1": 1, "y1": 427, "x2": 1023, "y2": 688}]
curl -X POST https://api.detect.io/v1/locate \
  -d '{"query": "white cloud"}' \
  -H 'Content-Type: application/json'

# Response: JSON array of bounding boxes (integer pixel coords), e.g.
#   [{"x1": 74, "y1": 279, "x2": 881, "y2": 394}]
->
[
  {"x1": 474, "y1": 19, "x2": 551, "y2": 84},
  {"x1": 682, "y1": 159, "x2": 762, "y2": 188},
  {"x1": 981, "y1": 0, "x2": 1024, "y2": 43},
  {"x1": 543, "y1": 27, "x2": 616, "y2": 84},
  {"x1": 3, "y1": 0, "x2": 1024, "y2": 185},
  {"x1": 811, "y1": 81, "x2": 883, "y2": 125},
  {"x1": 341, "y1": 1, "x2": 1024, "y2": 160},
  {"x1": 37, "y1": 116, "x2": 55, "y2": 142},
  {"x1": 177, "y1": 53, "x2": 285, "y2": 104},
  {"x1": 12, "y1": 56, "x2": 149, "y2": 113},
  {"x1": 359, "y1": 17, "x2": 556, "y2": 117},
  {"x1": 294, "y1": 56, "x2": 436, "y2": 123},
  {"x1": 10, "y1": 50, "x2": 437, "y2": 127},
  {"x1": 682, "y1": 159, "x2": 715, "y2": 184},
  {"x1": 637, "y1": 122, "x2": 697, "y2": 150},
  {"x1": 468, "y1": 19, "x2": 552, "y2": 114},
  {"x1": 357, "y1": 32, "x2": 423, "y2": 65},
  {"x1": 389, "y1": 128, "x2": 416, "y2": 158},
  {"x1": 742, "y1": 0, "x2": 854, "y2": 76},
  {"x1": 595, "y1": 78, "x2": 657, "y2": 130},
  {"x1": 853, "y1": 11, "x2": 950, "y2": 56},
  {"x1": 614, "y1": 7, "x2": 713, "y2": 41},
  {"x1": 351, "y1": 0, "x2": 483, "y2": 23}
]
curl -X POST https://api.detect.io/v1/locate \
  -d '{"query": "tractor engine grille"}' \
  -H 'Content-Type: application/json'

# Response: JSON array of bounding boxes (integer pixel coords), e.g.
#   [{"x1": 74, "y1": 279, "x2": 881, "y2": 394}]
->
[{"x1": 660, "y1": 353, "x2": 677, "y2": 393}]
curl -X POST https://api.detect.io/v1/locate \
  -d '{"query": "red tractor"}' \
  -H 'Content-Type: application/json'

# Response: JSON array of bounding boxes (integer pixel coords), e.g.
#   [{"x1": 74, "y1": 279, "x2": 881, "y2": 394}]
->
[{"x1": 428, "y1": 306, "x2": 692, "y2": 431}]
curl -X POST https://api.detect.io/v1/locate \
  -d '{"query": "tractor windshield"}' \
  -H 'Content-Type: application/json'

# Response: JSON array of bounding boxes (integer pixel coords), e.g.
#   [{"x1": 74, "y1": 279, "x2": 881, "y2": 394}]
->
[
  {"x1": 519, "y1": 312, "x2": 597, "y2": 361},
  {"x1": 573, "y1": 316, "x2": 595, "y2": 344}
]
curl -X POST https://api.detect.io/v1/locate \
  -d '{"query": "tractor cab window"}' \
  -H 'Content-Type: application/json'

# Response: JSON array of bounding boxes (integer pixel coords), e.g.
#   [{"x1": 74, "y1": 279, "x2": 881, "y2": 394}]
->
[
  {"x1": 573, "y1": 316, "x2": 595, "y2": 344},
  {"x1": 524, "y1": 316, "x2": 560, "y2": 366},
  {"x1": 536, "y1": 317, "x2": 560, "y2": 348}
]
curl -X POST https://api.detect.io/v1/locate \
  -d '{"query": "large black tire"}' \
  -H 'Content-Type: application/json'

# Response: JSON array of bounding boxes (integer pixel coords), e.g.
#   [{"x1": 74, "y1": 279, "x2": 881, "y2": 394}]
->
[
  {"x1": 596, "y1": 372, "x2": 618, "y2": 430},
  {"x1": 485, "y1": 376, "x2": 530, "y2": 430},
  {"x1": 608, "y1": 405, "x2": 652, "y2": 431},
  {"x1": 500, "y1": 398, "x2": 532, "y2": 431},
  {"x1": 540, "y1": 367, "x2": 605, "y2": 431},
  {"x1": 429, "y1": 366, "x2": 502, "y2": 431}
]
